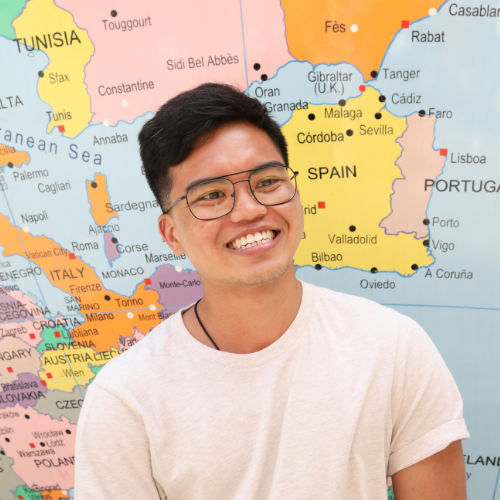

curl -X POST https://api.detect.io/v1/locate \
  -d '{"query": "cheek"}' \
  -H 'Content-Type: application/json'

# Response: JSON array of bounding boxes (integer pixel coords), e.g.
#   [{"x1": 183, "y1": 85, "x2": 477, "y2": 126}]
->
[{"x1": 178, "y1": 218, "x2": 221, "y2": 253}]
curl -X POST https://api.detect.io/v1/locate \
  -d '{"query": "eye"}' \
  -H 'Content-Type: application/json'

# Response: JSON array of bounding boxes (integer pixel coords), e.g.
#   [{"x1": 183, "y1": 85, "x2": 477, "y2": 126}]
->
[
  {"x1": 258, "y1": 178, "x2": 279, "y2": 188},
  {"x1": 202, "y1": 191, "x2": 225, "y2": 200}
]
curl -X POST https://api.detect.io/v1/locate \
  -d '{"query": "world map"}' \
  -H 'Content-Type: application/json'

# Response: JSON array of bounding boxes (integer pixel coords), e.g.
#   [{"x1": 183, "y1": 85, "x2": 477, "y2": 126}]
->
[{"x1": 1, "y1": 0, "x2": 499, "y2": 498}]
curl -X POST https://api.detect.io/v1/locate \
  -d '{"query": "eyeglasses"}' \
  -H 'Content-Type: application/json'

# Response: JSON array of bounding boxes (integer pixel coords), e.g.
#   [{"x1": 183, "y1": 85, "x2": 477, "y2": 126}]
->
[{"x1": 163, "y1": 163, "x2": 297, "y2": 221}]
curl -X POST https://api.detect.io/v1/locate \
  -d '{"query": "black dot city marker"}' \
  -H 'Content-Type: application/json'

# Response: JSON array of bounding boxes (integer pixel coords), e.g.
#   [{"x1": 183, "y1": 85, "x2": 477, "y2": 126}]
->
[
  {"x1": 111, "y1": 10, "x2": 117, "y2": 17},
  {"x1": 8, "y1": 162, "x2": 13, "y2": 168},
  {"x1": 111, "y1": 237, "x2": 118, "y2": 244},
  {"x1": 423, "y1": 240, "x2": 429, "y2": 247},
  {"x1": 419, "y1": 110, "x2": 426, "y2": 117},
  {"x1": 104, "y1": 295, "x2": 111, "y2": 301},
  {"x1": 346, "y1": 129, "x2": 353, "y2": 136},
  {"x1": 261, "y1": 74, "x2": 268, "y2": 81},
  {"x1": 40, "y1": 442, "x2": 45, "y2": 447},
  {"x1": 411, "y1": 264, "x2": 418, "y2": 271},
  {"x1": 253, "y1": 63, "x2": 260, "y2": 71},
  {"x1": 349, "y1": 225, "x2": 356, "y2": 232},
  {"x1": 379, "y1": 95, "x2": 386, "y2": 102},
  {"x1": 38, "y1": 71, "x2": 44, "y2": 77},
  {"x1": 315, "y1": 264, "x2": 322, "y2": 270},
  {"x1": 308, "y1": 113, "x2": 315, "y2": 121},
  {"x1": 423, "y1": 218, "x2": 430, "y2": 225},
  {"x1": 371, "y1": 70, "x2": 378, "y2": 78},
  {"x1": 371, "y1": 267, "x2": 378, "y2": 274},
  {"x1": 0, "y1": 450, "x2": 5, "y2": 455},
  {"x1": 339, "y1": 99, "x2": 346, "y2": 107},
  {"x1": 66, "y1": 429, "x2": 71, "y2": 434},
  {"x1": 24, "y1": 414, "x2": 30, "y2": 419},
  {"x1": 5, "y1": 438, "x2": 10, "y2": 442},
  {"x1": 375, "y1": 112, "x2": 382, "y2": 120},
  {"x1": 91, "y1": 181, "x2": 97, "y2": 188}
]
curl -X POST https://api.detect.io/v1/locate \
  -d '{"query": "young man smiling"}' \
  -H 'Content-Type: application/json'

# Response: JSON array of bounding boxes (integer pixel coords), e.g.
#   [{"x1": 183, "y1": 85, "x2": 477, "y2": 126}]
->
[{"x1": 75, "y1": 83, "x2": 469, "y2": 499}]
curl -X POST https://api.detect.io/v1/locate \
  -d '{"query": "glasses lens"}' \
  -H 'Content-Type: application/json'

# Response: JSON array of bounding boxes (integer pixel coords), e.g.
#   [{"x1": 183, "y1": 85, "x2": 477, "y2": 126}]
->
[
  {"x1": 187, "y1": 178, "x2": 234, "y2": 220},
  {"x1": 250, "y1": 166, "x2": 296, "y2": 206}
]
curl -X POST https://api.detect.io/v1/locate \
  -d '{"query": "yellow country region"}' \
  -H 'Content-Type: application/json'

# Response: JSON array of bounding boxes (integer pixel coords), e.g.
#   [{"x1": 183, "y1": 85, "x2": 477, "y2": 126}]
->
[
  {"x1": 284, "y1": 87, "x2": 434, "y2": 276},
  {"x1": 39, "y1": 344, "x2": 120, "y2": 392},
  {"x1": 13, "y1": 0, "x2": 94, "y2": 138}
]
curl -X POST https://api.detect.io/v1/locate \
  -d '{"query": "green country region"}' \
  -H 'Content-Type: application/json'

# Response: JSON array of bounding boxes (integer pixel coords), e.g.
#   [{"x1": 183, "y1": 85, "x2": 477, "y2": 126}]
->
[
  {"x1": 37, "y1": 325, "x2": 73, "y2": 354},
  {"x1": 0, "y1": 0, "x2": 27, "y2": 39}
]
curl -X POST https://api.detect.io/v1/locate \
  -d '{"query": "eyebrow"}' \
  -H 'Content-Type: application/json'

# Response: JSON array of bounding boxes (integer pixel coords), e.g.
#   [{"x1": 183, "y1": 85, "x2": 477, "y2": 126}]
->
[{"x1": 183, "y1": 160, "x2": 287, "y2": 193}]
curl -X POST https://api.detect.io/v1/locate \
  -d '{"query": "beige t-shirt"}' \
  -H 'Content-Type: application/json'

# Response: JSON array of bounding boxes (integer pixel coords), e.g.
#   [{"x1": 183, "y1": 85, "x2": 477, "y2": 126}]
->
[{"x1": 74, "y1": 280, "x2": 469, "y2": 499}]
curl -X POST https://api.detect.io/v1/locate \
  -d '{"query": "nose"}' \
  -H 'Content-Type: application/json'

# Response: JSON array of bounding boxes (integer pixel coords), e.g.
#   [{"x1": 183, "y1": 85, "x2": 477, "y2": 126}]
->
[{"x1": 229, "y1": 179, "x2": 267, "y2": 223}]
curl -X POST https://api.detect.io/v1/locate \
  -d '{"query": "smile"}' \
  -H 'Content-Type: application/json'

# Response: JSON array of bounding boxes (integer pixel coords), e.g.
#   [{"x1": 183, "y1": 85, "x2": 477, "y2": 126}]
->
[{"x1": 227, "y1": 230, "x2": 278, "y2": 249}]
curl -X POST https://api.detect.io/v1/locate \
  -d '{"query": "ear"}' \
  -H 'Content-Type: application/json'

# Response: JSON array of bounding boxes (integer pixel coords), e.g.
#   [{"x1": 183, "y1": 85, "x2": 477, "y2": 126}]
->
[{"x1": 158, "y1": 213, "x2": 186, "y2": 256}]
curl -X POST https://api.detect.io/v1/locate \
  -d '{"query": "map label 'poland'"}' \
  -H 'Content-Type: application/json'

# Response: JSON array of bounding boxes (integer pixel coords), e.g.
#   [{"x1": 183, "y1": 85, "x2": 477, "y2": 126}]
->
[
  {"x1": 284, "y1": 87, "x2": 434, "y2": 275},
  {"x1": 12, "y1": 0, "x2": 94, "y2": 138}
]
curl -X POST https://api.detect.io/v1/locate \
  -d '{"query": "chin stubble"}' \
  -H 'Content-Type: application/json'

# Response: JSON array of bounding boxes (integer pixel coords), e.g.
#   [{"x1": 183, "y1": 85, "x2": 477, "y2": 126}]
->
[{"x1": 226, "y1": 259, "x2": 292, "y2": 287}]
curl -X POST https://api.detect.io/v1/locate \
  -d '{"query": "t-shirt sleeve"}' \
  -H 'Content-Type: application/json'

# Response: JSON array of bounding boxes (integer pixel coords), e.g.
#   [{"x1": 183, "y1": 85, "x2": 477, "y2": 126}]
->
[
  {"x1": 74, "y1": 382, "x2": 166, "y2": 500},
  {"x1": 387, "y1": 313, "x2": 470, "y2": 476}
]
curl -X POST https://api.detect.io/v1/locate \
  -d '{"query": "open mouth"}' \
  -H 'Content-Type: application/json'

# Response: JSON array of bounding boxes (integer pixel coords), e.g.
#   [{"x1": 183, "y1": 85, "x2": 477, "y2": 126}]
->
[{"x1": 227, "y1": 230, "x2": 279, "y2": 250}]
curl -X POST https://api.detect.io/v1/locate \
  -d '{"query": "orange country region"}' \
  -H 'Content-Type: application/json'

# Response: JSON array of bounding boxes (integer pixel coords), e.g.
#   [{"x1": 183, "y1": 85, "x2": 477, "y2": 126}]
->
[{"x1": 0, "y1": 215, "x2": 163, "y2": 352}]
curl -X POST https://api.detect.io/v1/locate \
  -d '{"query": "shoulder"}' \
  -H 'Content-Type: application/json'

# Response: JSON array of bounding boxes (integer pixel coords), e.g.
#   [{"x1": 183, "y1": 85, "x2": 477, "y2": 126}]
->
[{"x1": 303, "y1": 280, "x2": 420, "y2": 341}]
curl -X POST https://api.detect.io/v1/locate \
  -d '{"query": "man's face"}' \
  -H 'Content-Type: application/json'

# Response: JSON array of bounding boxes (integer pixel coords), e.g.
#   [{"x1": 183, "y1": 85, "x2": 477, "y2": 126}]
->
[{"x1": 158, "y1": 121, "x2": 304, "y2": 288}]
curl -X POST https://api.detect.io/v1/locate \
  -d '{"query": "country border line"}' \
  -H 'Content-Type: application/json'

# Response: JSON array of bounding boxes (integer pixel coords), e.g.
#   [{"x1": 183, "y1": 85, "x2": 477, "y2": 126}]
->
[
  {"x1": 1, "y1": 189, "x2": 84, "y2": 399},
  {"x1": 238, "y1": 0, "x2": 249, "y2": 91},
  {"x1": 0, "y1": 305, "x2": 182, "y2": 328},
  {"x1": 492, "y1": 463, "x2": 500, "y2": 500},
  {"x1": 382, "y1": 303, "x2": 500, "y2": 312}
]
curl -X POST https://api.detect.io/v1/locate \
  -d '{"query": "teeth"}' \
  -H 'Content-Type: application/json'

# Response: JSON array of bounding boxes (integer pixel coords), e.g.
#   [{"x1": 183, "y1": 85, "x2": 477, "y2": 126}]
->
[{"x1": 228, "y1": 230, "x2": 276, "y2": 249}]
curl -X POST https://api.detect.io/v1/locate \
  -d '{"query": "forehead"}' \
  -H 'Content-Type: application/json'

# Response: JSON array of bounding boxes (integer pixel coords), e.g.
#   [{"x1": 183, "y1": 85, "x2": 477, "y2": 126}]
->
[{"x1": 170, "y1": 122, "x2": 283, "y2": 193}]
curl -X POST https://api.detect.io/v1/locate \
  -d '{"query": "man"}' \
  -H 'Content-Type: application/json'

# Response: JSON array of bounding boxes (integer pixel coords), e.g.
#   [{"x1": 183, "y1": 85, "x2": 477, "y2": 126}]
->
[{"x1": 75, "y1": 83, "x2": 469, "y2": 499}]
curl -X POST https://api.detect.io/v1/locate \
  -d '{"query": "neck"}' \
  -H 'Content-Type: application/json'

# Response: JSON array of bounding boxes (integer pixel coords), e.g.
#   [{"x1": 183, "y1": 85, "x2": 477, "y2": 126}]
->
[{"x1": 182, "y1": 265, "x2": 302, "y2": 354}]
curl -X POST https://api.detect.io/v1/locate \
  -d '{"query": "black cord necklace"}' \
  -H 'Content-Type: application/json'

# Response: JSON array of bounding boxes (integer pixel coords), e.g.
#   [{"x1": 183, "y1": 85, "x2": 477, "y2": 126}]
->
[{"x1": 194, "y1": 298, "x2": 220, "y2": 351}]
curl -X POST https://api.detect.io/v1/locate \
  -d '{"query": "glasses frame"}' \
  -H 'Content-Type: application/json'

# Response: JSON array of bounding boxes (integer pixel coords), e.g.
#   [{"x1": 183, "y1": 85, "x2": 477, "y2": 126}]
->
[{"x1": 162, "y1": 163, "x2": 297, "y2": 221}]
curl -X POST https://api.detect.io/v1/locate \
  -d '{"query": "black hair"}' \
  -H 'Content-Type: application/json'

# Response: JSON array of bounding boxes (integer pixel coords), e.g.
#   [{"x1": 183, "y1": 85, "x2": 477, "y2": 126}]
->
[{"x1": 138, "y1": 82, "x2": 289, "y2": 210}]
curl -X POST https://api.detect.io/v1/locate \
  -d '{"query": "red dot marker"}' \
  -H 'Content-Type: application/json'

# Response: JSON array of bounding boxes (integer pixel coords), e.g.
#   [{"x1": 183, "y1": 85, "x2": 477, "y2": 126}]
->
[
  {"x1": 318, "y1": 201, "x2": 326, "y2": 209},
  {"x1": 58, "y1": 125, "x2": 65, "y2": 132},
  {"x1": 41, "y1": 380, "x2": 47, "y2": 386},
  {"x1": 47, "y1": 373, "x2": 53, "y2": 379},
  {"x1": 54, "y1": 331, "x2": 61, "y2": 338},
  {"x1": 144, "y1": 278, "x2": 152, "y2": 285},
  {"x1": 29, "y1": 443, "x2": 36, "y2": 448},
  {"x1": 69, "y1": 253, "x2": 76, "y2": 260},
  {"x1": 440, "y1": 149, "x2": 448, "y2": 156},
  {"x1": 7, "y1": 367, "x2": 13, "y2": 373},
  {"x1": 359, "y1": 85, "x2": 366, "y2": 92},
  {"x1": 29, "y1": 333, "x2": 36, "y2": 339},
  {"x1": 401, "y1": 20, "x2": 409, "y2": 28}
]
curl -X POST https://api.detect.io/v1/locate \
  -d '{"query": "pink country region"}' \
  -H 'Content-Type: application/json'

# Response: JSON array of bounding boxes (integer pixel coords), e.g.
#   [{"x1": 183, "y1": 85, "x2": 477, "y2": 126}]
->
[
  {"x1": 241, "y1": 0, "x2": 293, "y2": 84},
  {"x1": 0, "y1": 288, "x2": 50, "y2": 347},
  {"x1": 55, "y1": 0, "x2": 292, "y2": 125},
  {"x1": 117, "y1": 326, "x2": 145, "y2": 350},
  {"x1": 0, "y1": 405, "x2": 77, "y2": 489},
  {"x1": 380, "y1": 113, "x2": 445, "y2": 239}
]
